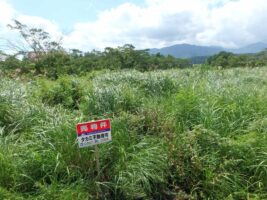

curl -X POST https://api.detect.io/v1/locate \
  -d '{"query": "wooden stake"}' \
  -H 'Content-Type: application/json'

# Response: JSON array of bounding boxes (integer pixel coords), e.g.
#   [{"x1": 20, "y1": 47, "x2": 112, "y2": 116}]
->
[
  {"x1": 95, "y1": 145, "x2": 100, "y2": 199},
  {"x1": 95, "y1": 145, "x2": 100, "y2": 177}
]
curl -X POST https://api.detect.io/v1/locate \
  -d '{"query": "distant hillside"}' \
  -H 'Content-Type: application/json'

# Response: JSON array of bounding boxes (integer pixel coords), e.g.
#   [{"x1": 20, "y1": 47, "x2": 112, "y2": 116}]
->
[
  {"x1": 150, "y1": 42, "x2": 267, "y2": 59},
  {"x1": 150, "y1": 44, "x2": 223, "y2": 58},
  {"x1": 229, "y1": 42, "x2": 267, "y2": 54}
]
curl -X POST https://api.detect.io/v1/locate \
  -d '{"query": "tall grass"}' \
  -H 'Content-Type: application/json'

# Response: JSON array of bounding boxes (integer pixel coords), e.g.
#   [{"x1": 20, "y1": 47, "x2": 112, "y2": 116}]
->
[{"x1": 0, "y1": 67, "x2": 267, "y2": 199}]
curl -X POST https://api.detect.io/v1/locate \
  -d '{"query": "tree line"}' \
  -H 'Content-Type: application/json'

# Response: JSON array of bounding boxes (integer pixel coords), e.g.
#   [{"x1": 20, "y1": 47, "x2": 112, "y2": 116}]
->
[
  {"x1": 0, "y1": 20, "x2": 190, "y2": 79},
  {"x1": 1, "y1": 20, "x2": 266, "y2": 79},
  {"x1": 207, "y1": 50, "x2": 267, "y2": 68}
]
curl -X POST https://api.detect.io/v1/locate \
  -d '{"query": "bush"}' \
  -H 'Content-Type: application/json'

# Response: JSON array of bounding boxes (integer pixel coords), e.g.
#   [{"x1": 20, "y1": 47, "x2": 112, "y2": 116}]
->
[
  {"x1": 36, "y1": 76, "x2": 86, "y2": 109},
  {"x1": 80, "y1": 85, "x2": 143, "y2": 116}
]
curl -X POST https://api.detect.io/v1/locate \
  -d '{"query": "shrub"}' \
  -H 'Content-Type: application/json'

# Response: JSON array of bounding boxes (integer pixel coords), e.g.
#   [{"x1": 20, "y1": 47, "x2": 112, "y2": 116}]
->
[{"x1": 36, "y1": 76, "x2": 86, "y2": 109}]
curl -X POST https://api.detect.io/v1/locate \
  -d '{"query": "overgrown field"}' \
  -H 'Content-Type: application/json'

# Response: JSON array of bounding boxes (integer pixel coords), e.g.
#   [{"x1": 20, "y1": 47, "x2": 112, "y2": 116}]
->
[{"x1": 0, "y1": 67, "x2": 267, "y2": 199}]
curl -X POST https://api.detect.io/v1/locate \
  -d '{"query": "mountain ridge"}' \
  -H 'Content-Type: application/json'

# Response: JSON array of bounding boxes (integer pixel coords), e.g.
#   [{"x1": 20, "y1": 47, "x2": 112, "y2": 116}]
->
[{"x1": 149, "y1": 42, "x2": 267, "y2": 58}]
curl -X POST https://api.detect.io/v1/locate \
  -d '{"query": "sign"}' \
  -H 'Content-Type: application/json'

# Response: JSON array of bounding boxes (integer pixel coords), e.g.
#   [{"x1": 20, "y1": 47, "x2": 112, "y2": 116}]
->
[{"x1": 76, "y1": 119, "x2": 111, "y2": 148}]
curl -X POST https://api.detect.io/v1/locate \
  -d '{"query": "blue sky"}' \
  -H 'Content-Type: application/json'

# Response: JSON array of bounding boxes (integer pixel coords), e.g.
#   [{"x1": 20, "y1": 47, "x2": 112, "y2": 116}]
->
[
  {"x1": 8, "y1": 0, "x2": 144, "y2": 30},
  {"x1": 1, "y1": 0, "x2": 267, "y2": 51}
]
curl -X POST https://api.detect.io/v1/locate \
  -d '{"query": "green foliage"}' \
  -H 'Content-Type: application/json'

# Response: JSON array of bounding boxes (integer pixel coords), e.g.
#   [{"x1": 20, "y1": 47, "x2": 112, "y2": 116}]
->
[
  {"x1": 0, "y1": 187, "x2": 24, "y2": 200},
  {"x1": 29, "y1": 182, "x2": 90, "y2": 200},
  {"x1": 111, "y1": 136, "x2": 167, "y2": 199},
  {"x1": 0, "y1": 66, "x2": 267, "y2": 199},
  {"x1": 0, "y1": 56, "x2": 21, "y2": 70},
  {"x1": 2, "y1": 43, "x2": 191, "y2": 78},
  {"x1": 207, "y1": 51, "x2": 235, "y2": 68},
  {"x1": 35, "y1": 52, "x2": 71, "y2": 79},
  {"x1": 169, "y1": 88, "x2": 201, "y2": 132},
  {"x1": 207, "y1": 50, "x2": 267, "y2": 68},
  {"x1": 35, "y1": 76, "x2": 86, "y2": 109},
  {"x1": 168, "y1": 126, "x2": 223, "y2": 198},
  {"x1": 140, "y1": 73, "x2": 176, "y2": 96},
  {"x1": 81, "y1": 84, "x2": 143, "y2": 116}
]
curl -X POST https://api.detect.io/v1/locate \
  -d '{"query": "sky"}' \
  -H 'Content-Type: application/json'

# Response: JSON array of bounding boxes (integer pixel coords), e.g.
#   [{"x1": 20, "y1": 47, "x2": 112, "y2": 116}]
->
[{"x1": 1, "y1": 0, "x2": 267, "y2": 51}]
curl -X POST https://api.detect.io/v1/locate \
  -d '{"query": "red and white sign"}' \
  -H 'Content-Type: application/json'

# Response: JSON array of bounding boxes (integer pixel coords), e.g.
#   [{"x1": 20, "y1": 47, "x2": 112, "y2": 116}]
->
[{"x1": 76, "y1": 119, "x2": 111, "y2": 148}]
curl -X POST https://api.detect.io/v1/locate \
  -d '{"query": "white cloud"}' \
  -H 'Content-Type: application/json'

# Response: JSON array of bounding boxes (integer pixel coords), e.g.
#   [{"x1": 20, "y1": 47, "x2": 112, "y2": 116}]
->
[
  {"x1": 1, "y1": 0, "x2": 267, "y2": 51},
  {"x1": 198, "y1": 0, "x2": 267, "y2": 47},
  {"x1": 16, "y1": 15, "x2": 63, "y2": 40},
  {"x1": 63, "y1": 0, "x2": 208, "y2": 50},
  {"x1": 0, "y1": 0, "x2": 15, "y2": 25},
  {"x1": 0, "y1": 0, "x2": 16, "y2": 43},
  {"x1": 0, "y1": 0, "x2": 62, "y2": 52},
  {"x1": 64, "y1": 0, "x2": 267, "y2": 50}
]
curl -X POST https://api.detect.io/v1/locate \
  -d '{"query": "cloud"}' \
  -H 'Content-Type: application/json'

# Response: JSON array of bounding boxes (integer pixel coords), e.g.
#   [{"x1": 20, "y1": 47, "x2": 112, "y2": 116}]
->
[
  {"x1": 0, "y1": 0, "x2": 16, "y2": 39},
  {"x1": 198, "y1": 0, "x2": 267, "y2": 47},
  {"x1": 0, "y1": 0, "x2": 62, "y2": 52},
  {"x1": 0, "y1": 0, "x2": 15, "y2": 25},
  {"x1": 1, "y1": 0, "x2": 267, "y2": 51},
  {"x1": 63, "y1": 1, "x2": 208, "y2": 50},
  {"x1": 16, "y1": 15, "x2": 63, "y2": 40},
  {"x1": 64, "y1": 0, "x2": 267, "y2": 50}
]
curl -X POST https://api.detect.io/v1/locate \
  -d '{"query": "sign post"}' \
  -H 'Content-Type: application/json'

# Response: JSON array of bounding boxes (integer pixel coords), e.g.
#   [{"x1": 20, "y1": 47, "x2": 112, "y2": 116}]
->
[
  {"x1": 76, "y1": 119, "x2": 112, "y2": 177},
  {"x1": 95, "y1": 145, "x2": 100, "y2": 177}
]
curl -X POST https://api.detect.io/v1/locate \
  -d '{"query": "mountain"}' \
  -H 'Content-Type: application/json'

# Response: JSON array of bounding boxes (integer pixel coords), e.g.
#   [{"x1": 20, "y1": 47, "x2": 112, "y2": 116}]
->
[
  {"x1": 150, "y1": 42, "x2": 267, "y2": 58},
  {"x1": 229, "y1": 42, "x2": 267, "y2": 54},
  {"x1": 150, "y1": 44, "x2": 223, "y2": 58}
]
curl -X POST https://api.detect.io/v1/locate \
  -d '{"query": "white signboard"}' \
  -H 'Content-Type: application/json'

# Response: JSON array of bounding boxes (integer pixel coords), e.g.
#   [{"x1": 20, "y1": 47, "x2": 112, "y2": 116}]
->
[{"x1": 76, "y1": 119, "x2": 111, "y2": 148}]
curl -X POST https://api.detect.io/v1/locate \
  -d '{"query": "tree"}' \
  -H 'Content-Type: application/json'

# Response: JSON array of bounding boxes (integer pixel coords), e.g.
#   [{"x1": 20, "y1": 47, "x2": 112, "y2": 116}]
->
[
  {"x1": 7, "y1": 20, "x2": 63, "y2": 56},
  {"x1": 7, "y1": 19, "x2": 64, "y2": 73},
  {"x1": 207, "y1": 51, "x2": 234, "y2": 68}
]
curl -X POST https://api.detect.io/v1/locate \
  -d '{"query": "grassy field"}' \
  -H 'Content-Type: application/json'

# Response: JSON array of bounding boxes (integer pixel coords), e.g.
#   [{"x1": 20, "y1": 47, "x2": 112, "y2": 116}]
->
[{"x1": 0, "y1": 66, "x2": 267, "y2": 199}]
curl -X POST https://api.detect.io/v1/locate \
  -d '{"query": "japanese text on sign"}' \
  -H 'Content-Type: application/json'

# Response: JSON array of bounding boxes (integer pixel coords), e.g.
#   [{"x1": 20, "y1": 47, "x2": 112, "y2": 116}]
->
[{"x1": 76, "y1": 119, "x2": 111, "y2": 148}]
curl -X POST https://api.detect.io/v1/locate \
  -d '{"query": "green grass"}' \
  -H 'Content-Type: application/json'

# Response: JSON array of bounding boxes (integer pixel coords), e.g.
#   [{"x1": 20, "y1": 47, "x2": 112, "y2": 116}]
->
[{"x1": 0, "y1": 67, "x2": 267, "y2": 199}]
